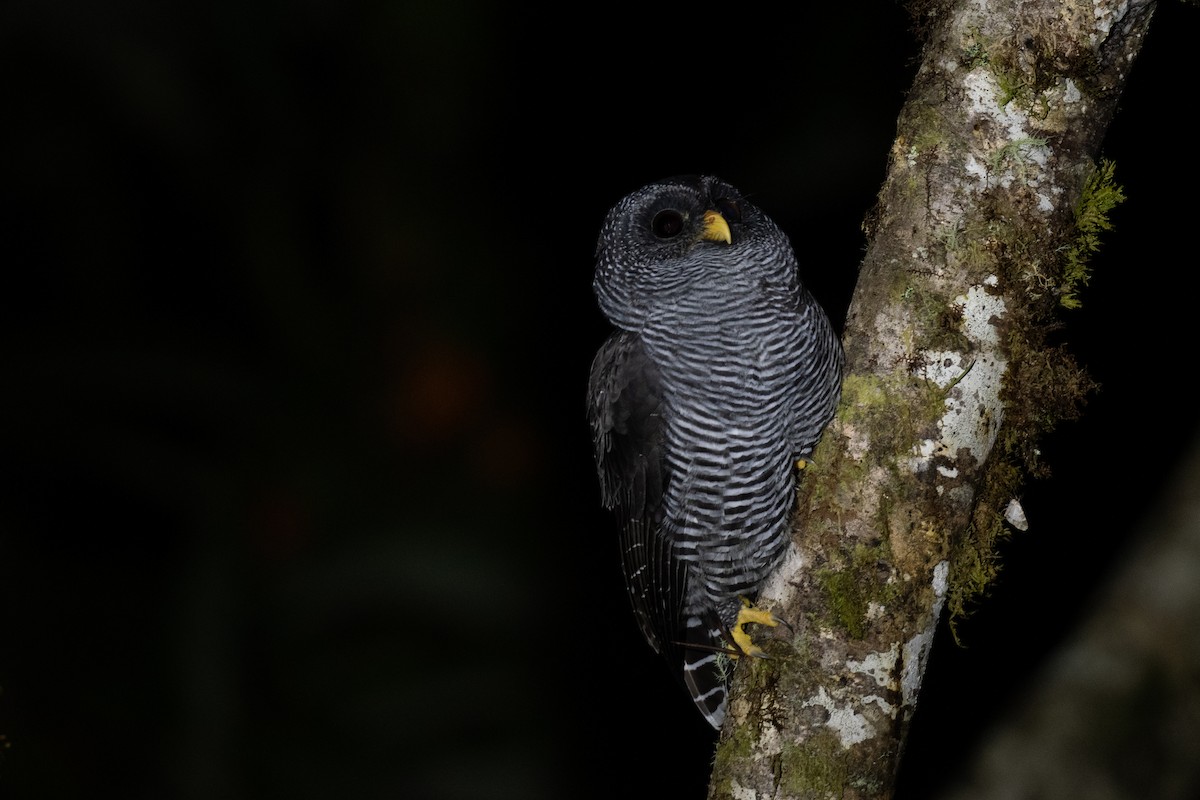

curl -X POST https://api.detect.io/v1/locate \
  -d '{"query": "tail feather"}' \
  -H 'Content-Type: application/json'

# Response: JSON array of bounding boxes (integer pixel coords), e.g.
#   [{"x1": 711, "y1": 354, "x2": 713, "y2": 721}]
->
[{"x1": 681, "y1": 614, "x2": 730, "y2": 729}]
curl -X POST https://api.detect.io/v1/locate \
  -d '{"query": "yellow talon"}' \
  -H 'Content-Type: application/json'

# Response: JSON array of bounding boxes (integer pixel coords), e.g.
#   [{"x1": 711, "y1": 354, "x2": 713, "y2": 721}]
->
[{"x1": 729, "y1": 598, "x2": 781, "y2": 658}]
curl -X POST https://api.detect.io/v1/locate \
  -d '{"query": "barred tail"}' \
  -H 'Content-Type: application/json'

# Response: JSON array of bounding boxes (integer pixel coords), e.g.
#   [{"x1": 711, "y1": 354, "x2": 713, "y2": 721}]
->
[{"x1": 681, "y1": 614, "x2": 729, "y2": 729}]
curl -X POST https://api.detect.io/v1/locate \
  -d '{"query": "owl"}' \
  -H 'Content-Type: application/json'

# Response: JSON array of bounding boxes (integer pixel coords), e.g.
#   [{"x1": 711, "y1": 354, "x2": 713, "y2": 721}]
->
[{"x1": 587, "y1": 175, "x2": 843, "y2": 727}]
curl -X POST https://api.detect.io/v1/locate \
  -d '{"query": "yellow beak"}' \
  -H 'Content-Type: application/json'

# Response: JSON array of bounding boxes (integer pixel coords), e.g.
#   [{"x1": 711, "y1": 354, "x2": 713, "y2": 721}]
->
[{"x1": 699, "y1": 210, "x2": 732, "y2": 245}]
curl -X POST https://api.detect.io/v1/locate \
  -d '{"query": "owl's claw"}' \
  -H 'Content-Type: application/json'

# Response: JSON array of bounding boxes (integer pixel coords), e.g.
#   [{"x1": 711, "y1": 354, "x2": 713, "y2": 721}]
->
[{"x1": 729, "y1": 598, "x2": 787, "y2": 658}]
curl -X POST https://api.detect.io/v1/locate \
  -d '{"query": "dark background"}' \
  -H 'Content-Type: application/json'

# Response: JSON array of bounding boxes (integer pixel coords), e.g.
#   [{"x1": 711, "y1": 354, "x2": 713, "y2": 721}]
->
[{"x1": 2, "y1": 2, "x2": 1196, "y2": 798}]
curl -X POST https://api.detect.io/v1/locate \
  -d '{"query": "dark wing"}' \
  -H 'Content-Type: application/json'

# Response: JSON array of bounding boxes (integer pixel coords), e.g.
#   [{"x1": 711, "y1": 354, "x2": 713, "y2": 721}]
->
[{"x1": 586, "y1": 330, "x2": 682, "y2": 656}]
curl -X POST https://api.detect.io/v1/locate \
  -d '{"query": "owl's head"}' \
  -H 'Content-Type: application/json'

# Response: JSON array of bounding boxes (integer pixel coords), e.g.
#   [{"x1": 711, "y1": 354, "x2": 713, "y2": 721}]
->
[{"x1": 593, "y1": 175, "x2": 795, "y2": 329}]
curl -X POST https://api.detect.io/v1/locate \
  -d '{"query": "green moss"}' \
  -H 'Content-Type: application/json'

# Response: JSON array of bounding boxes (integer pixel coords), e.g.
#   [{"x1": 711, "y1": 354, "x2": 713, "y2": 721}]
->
[
  {"x1": 1061, "y1": 159, "x2": 1125, "y2": 308},
  {"x1": 715, "y1": 723, "x2": 864, "y2": 796},
  {"x1": 815, "y1": 539, "x2": 896, "y2": 639},
  {"x1": 993, "y1": 68, "x2": 1030, "y2": 108},
  {"x1": 901, "y1": 279, "x2": 973, "y2": 353},
  {"x1": 817, "y1": 568, "x2": 869, "y2": 639},
  {"x1": 961, "y1": 41, "x2": 988, "y2": 70},
  {"x1": 955, "y1": 204, "x2": 1038, "y2": 289},
  {"x1": 988, "y1": 136, "x2": 1048, "y2": 175},
  {"x1": 947, "y1": 505, "x2": 1009, "y2": 637},
  {"x1": 999, "y1": 339, "x2": 1096, "y2": 474},
  {"x1": 710, "y1": 717, "x2": 755, "y2": 795},
  {"x1": 954, "y1": 25, "x2": 1034, "y2": 109},
  {"x1": 779, "y1": 730, "x2": 852, "y2": 796},
  {"x1": 839, "y1": 374, "x2": 945, "y2": 465},
  {"x1": 710, "y1": 654, "x2": 796, "y2": 796},
  {"x1": 796, "y1": 456, "x2": 860, "y2": 543},
  {"x1": 947, "y1": 336, "x2": 1096, "y2": 632},
  {"x1": 903, "y1": 101, "x2": 954, "y2": 157}
]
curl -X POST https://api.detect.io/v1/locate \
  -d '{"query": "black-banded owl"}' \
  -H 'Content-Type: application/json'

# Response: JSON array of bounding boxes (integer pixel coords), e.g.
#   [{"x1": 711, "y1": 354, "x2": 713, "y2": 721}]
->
[{"x1": 587, "y1": 175, "x2": 843, "y2": 728}]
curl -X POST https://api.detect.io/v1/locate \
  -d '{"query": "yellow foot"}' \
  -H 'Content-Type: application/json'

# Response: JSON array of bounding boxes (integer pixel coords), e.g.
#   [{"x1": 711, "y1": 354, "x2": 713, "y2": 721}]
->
[{"x1": 730, "y1": 598, "x2": 781, "y2": 658}]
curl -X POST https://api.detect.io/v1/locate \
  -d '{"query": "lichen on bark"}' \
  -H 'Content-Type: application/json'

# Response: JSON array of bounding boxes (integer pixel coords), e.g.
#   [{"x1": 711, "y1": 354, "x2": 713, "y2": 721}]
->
[{"x1": 707, "y1": 2, "x2": 1154, "y2": 798}]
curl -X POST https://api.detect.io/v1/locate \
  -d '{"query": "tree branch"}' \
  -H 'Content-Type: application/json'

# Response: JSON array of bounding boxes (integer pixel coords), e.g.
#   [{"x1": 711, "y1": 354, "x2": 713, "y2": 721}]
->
[{"x1": 708, "y1": 1, "x2": 1156, "y2": 797}]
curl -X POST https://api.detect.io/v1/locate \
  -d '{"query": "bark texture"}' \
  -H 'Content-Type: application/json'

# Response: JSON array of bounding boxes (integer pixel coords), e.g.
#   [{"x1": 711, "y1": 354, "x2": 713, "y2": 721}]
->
[{"x1": 708, "y1": 1, "x2": 1156, "y2": 797}]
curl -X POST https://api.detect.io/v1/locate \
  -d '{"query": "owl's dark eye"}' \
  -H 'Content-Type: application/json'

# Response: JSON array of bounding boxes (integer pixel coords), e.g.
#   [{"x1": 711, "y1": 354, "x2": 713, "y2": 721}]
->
[
  {"x1": 651, "y1": 209, "x2": 685, "y2": 239},
  {"x1": 715, "y1": 198, "x2": 742, "y2": 223}
]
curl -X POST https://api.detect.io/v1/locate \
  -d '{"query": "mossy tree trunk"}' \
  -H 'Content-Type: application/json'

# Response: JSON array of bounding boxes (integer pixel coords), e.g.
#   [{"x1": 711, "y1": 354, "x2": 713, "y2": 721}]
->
[{"x1": 708, "y1": 1, "x2": 1155, "y2": 797}]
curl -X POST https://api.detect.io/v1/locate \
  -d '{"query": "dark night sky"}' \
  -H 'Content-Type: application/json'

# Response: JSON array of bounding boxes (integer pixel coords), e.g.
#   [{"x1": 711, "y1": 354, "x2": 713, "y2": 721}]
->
[{"x1": 2, "y1": 2, "x2": 1197, "y2": 799}]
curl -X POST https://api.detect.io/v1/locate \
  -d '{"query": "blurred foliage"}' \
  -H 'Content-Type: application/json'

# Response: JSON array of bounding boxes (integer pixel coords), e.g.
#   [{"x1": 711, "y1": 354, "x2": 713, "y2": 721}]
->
[{"x1": 2, "y1": 2, "x2": 568, "y2": 797}]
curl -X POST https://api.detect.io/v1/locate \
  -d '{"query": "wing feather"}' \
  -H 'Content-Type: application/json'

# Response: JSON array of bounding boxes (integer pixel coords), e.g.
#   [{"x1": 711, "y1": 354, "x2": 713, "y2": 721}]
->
[{"x1": 586, "y1": 330, "x2": 683, "y2": 655}]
